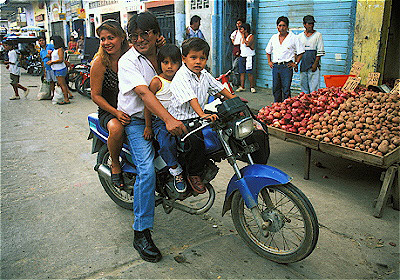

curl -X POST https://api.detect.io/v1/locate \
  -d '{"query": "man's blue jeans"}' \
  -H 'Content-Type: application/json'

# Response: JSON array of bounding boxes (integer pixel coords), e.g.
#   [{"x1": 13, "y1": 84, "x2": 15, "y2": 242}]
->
[
  {"x1": 152, "y1": 117, "x2": 178, "y2": 167},
  {"x1": 300, "y1": 68, "x2": 320, "y2": 94},
  {"x1": 125, "y1": 117, "x2": 156, "y2": 231},
  {"x1": 272, "y1": 64, "x2": 293, "y2": 102}
]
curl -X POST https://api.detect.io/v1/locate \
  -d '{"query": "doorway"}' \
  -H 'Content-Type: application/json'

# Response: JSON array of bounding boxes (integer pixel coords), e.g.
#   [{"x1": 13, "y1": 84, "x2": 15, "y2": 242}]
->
[{"x1": 382, "y1": 0, "x2": 400, "y2": 87}]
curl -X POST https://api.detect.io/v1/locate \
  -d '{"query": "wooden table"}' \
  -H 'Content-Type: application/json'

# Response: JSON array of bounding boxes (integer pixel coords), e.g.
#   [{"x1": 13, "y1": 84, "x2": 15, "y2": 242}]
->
[{"x1": 267, "y1": 126, "x2": 400, "y2": 218}]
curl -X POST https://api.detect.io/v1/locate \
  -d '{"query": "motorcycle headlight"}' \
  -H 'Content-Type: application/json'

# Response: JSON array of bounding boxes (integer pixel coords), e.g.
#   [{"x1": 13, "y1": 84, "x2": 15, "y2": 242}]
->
[{"x1": 234, "y1": 117, "x2": 254, "y2": 140}]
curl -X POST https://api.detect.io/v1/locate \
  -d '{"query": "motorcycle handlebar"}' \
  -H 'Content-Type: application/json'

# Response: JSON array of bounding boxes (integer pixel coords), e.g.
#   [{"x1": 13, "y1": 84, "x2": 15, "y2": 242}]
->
[{"x1": 180, "y1": 118, "x2": 212, "y2": 142}]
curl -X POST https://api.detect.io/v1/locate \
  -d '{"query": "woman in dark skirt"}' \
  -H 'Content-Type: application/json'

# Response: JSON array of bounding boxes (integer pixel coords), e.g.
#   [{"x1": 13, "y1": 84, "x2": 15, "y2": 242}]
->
[{"x1": 90, "y1": 20, "x2": 131, "y2": 188}]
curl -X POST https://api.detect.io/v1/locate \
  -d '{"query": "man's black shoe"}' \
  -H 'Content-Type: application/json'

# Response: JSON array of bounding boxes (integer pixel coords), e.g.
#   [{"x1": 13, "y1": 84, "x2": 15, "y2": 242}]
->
[{"x1": 133, "y1": 229, "x2": 162, "y2": 263}]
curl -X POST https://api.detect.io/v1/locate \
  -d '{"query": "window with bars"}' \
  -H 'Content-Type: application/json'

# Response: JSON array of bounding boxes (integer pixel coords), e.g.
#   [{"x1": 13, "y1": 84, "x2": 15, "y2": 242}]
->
[{"x1": 190, "y1": 0, "x2": 210, "y2": 9}]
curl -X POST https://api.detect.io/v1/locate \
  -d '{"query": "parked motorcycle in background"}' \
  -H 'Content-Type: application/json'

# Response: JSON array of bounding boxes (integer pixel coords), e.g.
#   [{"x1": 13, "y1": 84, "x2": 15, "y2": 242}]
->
[{"x1": 88, "y1": 96, "x2": 319, "y2": 263}]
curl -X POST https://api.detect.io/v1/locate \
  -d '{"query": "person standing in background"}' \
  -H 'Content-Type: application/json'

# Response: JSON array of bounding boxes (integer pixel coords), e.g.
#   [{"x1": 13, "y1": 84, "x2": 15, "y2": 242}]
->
[
  {"x1": 38, "y1": 36, "x2": 56, "y2": 98},
  {"x1": 230, "y1": 18, "x2": 244, "y2": 87},
  {"x1": 185, "y1": 15, "x2": 206, "y2": 41},
  {"x1": 3, "y1": 41, "x2": 29, "y2": 100},
  {"x1": 298, "y1": 15, "x2": 325, "y2": 94},
  {"x1": 47, "y1": 35, "x2": 72, "y2": 104},
  {"x1": 236, "y1": 23, "x2": 256, "y2": 93},
  {"x1": 68, "y1": 36, "x2": 77, "y2": 52},
  {"x1": 265, "y1": 16, "x2": 304, "y2": 102},
  {"x1": 77, "y1": 35, "x2": 85, "y2": 54}
]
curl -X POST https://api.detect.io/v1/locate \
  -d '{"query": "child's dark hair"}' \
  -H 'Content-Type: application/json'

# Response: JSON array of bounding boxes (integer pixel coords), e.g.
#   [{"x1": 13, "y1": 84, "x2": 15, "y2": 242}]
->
[
  {"x1": 157, "y1": 44, "x2": 182, "y2": 71},
  {"x1": 181, "y1": 37, "x2": 210, "y2": 58}
]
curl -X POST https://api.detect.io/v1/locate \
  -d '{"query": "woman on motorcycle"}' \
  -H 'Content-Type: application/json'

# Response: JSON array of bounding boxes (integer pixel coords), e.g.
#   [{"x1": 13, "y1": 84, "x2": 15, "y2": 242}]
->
[{"x1": 90, "y1": 20, "x2": 131, "y2": 189}]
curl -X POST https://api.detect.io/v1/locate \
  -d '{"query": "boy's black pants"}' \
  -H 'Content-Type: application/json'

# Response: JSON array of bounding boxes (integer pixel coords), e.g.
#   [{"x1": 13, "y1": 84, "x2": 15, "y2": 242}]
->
[{"x1": 181, "y1": 119, "x2": 207, "y2": 176}]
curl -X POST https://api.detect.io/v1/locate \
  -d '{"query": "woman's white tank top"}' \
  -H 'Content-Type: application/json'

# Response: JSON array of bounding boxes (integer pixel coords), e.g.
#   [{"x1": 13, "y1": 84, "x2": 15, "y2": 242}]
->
[{"x1": 51, "y1": 48, "x2": 66, "y2": 70}]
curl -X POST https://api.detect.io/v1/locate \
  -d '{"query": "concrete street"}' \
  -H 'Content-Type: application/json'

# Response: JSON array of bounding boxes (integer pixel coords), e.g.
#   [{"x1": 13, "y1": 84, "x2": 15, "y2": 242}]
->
[{"x1": 1, "y1": 66, "x2": 399, "y2": 279}]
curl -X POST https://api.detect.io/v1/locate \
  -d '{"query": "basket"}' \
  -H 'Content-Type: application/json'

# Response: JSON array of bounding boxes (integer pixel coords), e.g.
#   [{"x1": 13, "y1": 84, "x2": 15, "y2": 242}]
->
[{"x1": 323, "y1": 75, "x2": 355, "y2": 87}]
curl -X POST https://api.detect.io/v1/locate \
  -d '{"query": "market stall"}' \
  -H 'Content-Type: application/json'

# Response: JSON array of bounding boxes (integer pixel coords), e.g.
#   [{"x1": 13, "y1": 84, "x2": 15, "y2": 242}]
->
[{"x1": 257, "y1": 68, "x2": 399, "y2": 218}]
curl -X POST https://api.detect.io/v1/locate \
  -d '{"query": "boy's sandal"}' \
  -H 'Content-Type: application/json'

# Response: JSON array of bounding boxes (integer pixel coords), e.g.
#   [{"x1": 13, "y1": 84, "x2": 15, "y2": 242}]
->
[{"x1": 111, "y1": 173, "x2": 125, "y2": 189}]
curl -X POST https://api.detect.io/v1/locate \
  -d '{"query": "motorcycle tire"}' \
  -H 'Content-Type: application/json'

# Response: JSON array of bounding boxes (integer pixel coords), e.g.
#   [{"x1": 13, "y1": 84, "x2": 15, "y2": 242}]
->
[
  {"x1": 75, "y1": 75, "x2": 83, "y2": 95},
  {"x1": 81, "y1": 78, "x2": 91, "y2": 98},
  {"x1": 66, "y1": 70, "x2": 79, "y2": 91},
  {"x1": 231, "y1": 183, "x2": 319, "y2": 263},
  {"x1": 97, "y1": 145, "x2": 134, "y2": 210}
]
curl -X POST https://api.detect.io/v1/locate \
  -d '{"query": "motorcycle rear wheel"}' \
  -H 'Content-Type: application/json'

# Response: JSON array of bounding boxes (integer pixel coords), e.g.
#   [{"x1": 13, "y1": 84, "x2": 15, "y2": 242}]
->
[
  {"x1": 231, "y1": 183, "x2": 319, "y2": 263},
  {"x1": 97, "y1": 145, "x2": 134, "y2": 210}
]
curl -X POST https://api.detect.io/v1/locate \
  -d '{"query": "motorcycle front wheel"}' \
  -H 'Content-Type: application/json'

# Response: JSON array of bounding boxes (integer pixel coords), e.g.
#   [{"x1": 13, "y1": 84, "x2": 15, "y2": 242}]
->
[
  {"x1": 97, "y1": 145, "x2": 134, "y2": 210},
  {"x1": 231, "y1": 183, "x2": 319, "y2": 263}
]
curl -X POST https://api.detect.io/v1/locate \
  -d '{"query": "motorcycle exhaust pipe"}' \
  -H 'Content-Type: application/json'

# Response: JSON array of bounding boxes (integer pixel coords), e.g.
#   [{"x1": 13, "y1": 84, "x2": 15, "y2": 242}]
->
[{"x1": 96, "y1": 164, "x2": 112, "y2": 181}]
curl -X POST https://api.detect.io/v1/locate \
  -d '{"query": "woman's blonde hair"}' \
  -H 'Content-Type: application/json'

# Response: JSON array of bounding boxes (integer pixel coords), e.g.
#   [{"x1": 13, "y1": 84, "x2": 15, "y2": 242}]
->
[{"x1": 93, "y1": 19, "x2": 130, "y2": 68}]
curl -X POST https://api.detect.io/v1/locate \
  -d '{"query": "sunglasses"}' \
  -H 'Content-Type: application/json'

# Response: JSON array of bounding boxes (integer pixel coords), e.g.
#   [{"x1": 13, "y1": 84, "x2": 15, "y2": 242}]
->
[{"x1": 129, "y1": 30, "x2": 154, "y2": 41}]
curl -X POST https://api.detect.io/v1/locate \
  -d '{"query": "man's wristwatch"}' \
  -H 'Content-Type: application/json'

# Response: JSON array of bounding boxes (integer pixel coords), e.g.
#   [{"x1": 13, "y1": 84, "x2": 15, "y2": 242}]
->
[{"x1": 294, "y1": 62, "x2": 298, "y2": 65}]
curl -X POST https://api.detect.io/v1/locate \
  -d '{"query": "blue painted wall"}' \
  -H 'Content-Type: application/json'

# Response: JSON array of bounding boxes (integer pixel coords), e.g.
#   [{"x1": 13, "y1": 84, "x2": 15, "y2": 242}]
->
[{"x1": 255, "y1": 0, "x2": 357, "y2": 90}]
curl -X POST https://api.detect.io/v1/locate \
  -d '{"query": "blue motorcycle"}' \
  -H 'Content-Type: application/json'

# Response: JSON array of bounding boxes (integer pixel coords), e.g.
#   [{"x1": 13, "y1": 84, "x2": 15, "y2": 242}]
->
[{"x1": 88, "y1": 97, "x2": 319, "y2": 263}]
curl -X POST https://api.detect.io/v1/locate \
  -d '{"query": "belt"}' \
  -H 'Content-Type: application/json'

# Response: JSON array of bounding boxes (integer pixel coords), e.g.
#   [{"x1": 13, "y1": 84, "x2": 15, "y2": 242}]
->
[{"x1": 274, "y1": 61, "x2": 293, "y2": 65}]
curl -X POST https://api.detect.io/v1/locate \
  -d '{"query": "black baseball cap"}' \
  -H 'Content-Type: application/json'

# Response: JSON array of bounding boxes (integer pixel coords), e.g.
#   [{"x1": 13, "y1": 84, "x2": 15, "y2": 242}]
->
[{"x1": 303, "y1": 15, "x2": 316, "y2": 24}]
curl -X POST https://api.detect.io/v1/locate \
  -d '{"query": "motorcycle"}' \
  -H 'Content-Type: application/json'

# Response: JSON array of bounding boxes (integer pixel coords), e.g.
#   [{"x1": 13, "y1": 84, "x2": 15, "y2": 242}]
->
[
  {"x1": 26, "y1": 52, "x2": 43, "y2": 76},
  {"x1": 88, "y1": 96, "x2": 319, "y2": 263},
  {"x1": 66, "y1": 62, "x2": 90, "y2": 92}
]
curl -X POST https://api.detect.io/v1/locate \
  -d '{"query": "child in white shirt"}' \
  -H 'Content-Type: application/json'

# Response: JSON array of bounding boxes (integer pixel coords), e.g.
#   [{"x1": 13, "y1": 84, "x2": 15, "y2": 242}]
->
[{"x1": 169, "y1": 38, "x2": 236, "y2": 194}]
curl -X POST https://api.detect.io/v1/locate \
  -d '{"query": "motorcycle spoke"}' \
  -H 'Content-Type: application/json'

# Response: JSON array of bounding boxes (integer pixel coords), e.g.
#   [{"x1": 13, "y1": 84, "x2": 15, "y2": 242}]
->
[{"x1": 238, "y1": 187, "x2": 309, "y2": 255}]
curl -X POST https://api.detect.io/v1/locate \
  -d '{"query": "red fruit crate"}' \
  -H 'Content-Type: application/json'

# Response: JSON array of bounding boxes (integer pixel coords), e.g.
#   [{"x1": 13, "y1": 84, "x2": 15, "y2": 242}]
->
[{"x1": 323, "y1": 75, "x2": 355, "y2": 87}]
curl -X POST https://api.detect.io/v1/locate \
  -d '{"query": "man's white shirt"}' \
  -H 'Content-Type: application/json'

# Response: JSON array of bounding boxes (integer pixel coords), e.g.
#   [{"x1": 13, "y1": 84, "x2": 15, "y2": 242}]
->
[
  {"x1": 118, "y1": 47, "x2": 157, "y2": 118},
  {"x1": 265, "y1": 31, "x2": 305, "y2": 63}
]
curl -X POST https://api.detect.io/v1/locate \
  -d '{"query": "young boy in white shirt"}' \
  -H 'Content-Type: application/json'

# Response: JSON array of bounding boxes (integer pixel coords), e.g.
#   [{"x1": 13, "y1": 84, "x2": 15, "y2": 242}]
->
[
  {"x1": 3, "y1": 41, "x2": 29, "y2": 100},
  {"x1": 169, "y1": 37, "x2": 236, "y2": 194}
]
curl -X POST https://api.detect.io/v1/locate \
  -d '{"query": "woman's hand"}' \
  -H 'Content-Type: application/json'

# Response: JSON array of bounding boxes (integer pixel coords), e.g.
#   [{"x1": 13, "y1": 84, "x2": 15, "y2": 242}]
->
[
  {"x1": 46, "y1": 61, "x2": 52, "y2": 65},
  {"x1": 143, "y1": 126, "x2": 153, "y2": 140},
  {"x1": 156, "y1": 36, "x2": 166, "y2": 48},
  {"x1": 115, "y1": 110, "x2": 131, "y2": 126}
]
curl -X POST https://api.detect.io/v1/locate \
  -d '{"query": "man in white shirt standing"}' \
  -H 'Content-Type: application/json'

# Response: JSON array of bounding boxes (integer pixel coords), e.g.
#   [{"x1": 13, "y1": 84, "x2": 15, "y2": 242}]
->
[
  {"x1": 3, "y1": 41, "x2": 29, "y2": 100},
  {"x1": 118, "y1": 12, "x2": 186, "y2": 263},
  {"x1": 298, "y1": 15, "x2": 325, "y2": 94},
  {"x1": 265, "y1": 16, "x2": 304, "y2": 102}
]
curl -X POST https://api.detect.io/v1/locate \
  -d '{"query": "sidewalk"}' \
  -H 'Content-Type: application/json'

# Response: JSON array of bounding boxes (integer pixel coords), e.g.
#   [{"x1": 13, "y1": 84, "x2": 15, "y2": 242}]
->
[{"x1": 234, "y1": 87, "x2": 275, "y2": 112}]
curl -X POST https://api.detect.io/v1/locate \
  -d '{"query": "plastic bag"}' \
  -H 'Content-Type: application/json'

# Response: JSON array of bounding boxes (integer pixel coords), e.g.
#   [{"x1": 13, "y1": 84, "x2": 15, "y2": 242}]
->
[
  {"x1": 52, "y1": 86, "x2": 64, "y2": 104},
  {"x1": 37, "y1": 81, "x2": 52, "y2": 100}
]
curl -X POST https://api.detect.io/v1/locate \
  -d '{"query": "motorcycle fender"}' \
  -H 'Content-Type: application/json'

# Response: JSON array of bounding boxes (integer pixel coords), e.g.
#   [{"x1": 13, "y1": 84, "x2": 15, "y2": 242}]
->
[
  {"x1": 222, "y1": 164, "x2": 291, "y2": 216},
  {"x1": 89, "y1": 132, "x2": 104, "y2": 154}
]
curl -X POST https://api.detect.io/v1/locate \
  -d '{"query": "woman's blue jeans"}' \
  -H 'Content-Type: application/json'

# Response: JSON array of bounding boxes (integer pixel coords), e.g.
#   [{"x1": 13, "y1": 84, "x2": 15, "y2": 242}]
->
[{"x1": 125, "y1": 117, "x2": 156, "y2": 231}]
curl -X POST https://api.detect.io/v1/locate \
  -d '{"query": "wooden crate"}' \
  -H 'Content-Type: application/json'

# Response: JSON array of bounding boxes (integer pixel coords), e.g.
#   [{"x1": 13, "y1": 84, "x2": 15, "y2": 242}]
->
[
  {"x1": 267, "y1": 126, "x2": 319, "y2": 149},
  {"x1": 268, "y1": 126, "x2": 399, "y2": 169},
  {"x1": 319, "y1": 142, "x2": 399, "y2": 168}
]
